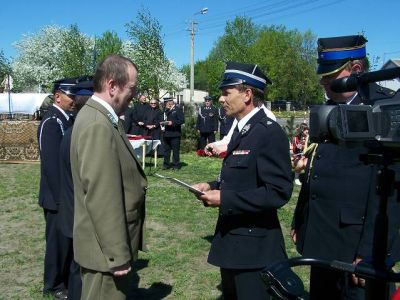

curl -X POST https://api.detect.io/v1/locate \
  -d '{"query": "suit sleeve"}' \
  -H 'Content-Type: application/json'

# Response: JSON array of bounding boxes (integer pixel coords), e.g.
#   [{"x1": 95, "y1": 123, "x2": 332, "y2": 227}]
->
[
  {"x1": 220, "y1": 125, "x2": 293, "y2": 215},
  {"x1": 77, "y1": 122, "x2": 131, "y2": 269},
  {"x1": 39, "y1": 118, "x2": 63, "y2": 202}
]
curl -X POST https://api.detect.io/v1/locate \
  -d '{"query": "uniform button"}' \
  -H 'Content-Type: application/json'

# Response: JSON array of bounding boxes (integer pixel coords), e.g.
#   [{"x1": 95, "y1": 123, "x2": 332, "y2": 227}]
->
[
  {"x1": 316, "y1": 155, "x2": 321, "y2": 160},
  {"x1": 312, "y1": 174, "x2": 318, "y2": 180},
  {"x1": 221, "y1": 180, "x2": 225, "y2": 184},
  {"x1": 311, "y1": 194, "x2": 317, "y2": 200},
  {"x1": 248, "y1": 229, "x2": 252, "y2": 233}
]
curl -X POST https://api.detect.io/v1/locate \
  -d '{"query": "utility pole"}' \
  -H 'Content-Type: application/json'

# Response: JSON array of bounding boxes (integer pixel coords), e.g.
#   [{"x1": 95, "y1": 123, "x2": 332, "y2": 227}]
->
[
  {"x1": 190, "y1": 19, "x2": 196, "y2": 107},
  {"x1": 189, "y1": 8, "x2": 208, "y2": 107}
]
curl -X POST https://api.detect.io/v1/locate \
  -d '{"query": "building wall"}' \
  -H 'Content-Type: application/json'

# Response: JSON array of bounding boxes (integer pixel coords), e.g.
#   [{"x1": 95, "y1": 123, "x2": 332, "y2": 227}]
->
[{"x1": 159, "y1": 89, "x2": 209, "y2": 105}]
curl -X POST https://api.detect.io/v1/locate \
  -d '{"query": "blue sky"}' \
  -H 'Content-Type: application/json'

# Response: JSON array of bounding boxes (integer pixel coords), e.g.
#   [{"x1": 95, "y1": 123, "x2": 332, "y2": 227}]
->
[{"x1": 1, "y1": 0, "x2": 399, "y2": 69}]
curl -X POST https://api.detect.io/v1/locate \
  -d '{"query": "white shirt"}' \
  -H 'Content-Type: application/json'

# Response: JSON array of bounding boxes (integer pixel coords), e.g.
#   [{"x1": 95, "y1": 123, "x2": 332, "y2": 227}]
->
[
  {"x1": 213, "y1": 104, "x2": 276, "y2": 146},
  {"x1": 91, "y1": 95, "x2": 119, "y2": 124}
]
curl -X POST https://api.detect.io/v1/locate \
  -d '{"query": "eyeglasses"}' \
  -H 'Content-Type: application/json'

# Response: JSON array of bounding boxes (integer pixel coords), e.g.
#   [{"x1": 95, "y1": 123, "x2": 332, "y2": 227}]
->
[{"x1": 150, "y1": 102, "x2": 157, "y2": 105}]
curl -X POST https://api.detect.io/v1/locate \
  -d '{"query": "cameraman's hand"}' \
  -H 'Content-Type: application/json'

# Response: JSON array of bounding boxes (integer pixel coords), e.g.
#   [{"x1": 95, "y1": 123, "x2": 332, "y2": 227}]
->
[
  {"x1": 351, "y1": 257, "x2": 366, "y2": 287},
  {"x1": 290, "y1": 229, "x2": 297, "y2": 244}
]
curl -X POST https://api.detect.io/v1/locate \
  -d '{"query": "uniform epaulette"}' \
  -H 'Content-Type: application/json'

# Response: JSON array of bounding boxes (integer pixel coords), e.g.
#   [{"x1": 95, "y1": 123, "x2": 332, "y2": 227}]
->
[
  {"x1": 377, "y1": 85, "x2": 396, "y2": 97},
  {"x1": 259, "y1": 117, "x2": 275, "y2": 128}
]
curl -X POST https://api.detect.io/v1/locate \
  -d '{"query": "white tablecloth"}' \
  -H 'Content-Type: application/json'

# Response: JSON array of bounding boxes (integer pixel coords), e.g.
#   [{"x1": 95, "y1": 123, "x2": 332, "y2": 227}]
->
[{"x1": 129, "y1": 139, "x2": 161, "y2": 167}]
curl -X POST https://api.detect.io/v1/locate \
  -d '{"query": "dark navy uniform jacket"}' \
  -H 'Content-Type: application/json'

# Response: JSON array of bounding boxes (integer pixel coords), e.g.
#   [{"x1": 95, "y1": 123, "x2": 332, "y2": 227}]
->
[
  {"x1": 208, "y1": 109, "x2": 293, "y2": 269},
  {"x1": 196, "y1": 106, "x2": 218, "y2": 133},
  {"x1": 163, "y1": 105, "x2": 185, "y2": 138},
  {"x1": 58, "y1": 127, "x2": 74, "y2": 238},
  {"x1": 218, "y1": 107, "x2": 234, "y2": 136},
  {"x1": 37, "y1": 105, "x2": 73, "y2": 211},
  {"x1": 293, "y1": 83, "x2": 400, "y2": 263}
]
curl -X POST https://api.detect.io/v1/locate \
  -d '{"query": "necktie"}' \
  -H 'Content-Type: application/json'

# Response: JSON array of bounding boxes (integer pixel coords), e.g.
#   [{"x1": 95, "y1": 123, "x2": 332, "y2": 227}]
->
[{"x1": 231, "y1": 125, "x2": 240, "y2": 142}]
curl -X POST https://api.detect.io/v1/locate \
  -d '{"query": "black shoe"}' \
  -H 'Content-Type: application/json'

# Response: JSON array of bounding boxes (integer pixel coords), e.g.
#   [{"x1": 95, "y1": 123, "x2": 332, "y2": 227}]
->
[
  {"x1": 44, "y1": 289, "x2": 68, "y2": 299},
  {"x1": 162, "y1": 165, "x2": 171, "y2": 170}
]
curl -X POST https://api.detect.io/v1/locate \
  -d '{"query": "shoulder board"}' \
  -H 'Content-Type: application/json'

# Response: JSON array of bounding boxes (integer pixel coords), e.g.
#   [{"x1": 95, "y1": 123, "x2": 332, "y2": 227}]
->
[
  {"x1": 259, "y1": 117, "x2": 275, "y2": 128},
  {"x1": 376, "y1": 85, "x2": 396, "y2": 97}
]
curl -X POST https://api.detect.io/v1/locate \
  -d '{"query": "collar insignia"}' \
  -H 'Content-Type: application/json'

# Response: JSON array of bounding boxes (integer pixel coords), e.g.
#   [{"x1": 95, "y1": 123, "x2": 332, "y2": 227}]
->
[{"x1": 241, "y1": 124, "x2": 251, "y2": 135}]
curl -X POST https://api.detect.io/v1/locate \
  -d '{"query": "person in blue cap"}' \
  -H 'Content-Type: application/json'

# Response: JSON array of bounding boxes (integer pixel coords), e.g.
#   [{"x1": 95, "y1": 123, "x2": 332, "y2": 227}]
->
[
  {"x1": 38, "y1": 76, "x2": 90, "y2": 299},
  {"x1": 291, "y1": 35, "x2": 399, "y2": 300},
  {"x1": 58, "y1": 79, "x2": 94, "y2": 300},
  {"x1": 192, "y1": 62, "x2": 293, "y2": 299}
]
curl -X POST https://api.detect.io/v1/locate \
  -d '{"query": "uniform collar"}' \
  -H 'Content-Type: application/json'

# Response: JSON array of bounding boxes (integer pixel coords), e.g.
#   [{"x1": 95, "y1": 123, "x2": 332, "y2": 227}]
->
[
  {"x1": 237, "y1": 107, "x2": 259, "y2": 132},
  {"x1": 52, "y1": 104, "x2": 70, "y2": 120}
]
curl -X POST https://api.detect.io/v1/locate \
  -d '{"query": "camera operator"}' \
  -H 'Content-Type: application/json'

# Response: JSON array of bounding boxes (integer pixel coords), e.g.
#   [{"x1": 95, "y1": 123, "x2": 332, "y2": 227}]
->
[{"x1": 291, "y1": 35, "x2": 398, "y2": 300}]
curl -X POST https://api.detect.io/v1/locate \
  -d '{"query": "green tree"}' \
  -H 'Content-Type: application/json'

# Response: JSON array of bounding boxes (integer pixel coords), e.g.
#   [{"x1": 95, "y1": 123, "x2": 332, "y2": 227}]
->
[
  {"x1": 208, "y1": 17, "x2": 260, "y2": 63},
  {"x1": 125, "y1": 8, "x2": 169, "y2": 99},
  {"x1": 195, "y1": 18, "x2": 324, "y2": 105},
  {"x1": 59, "y1": 24, "x2": 94, "y2": 78},
  {"x1": 0, "y1": 50, "x2": 11, "y2": 81},
  {"x1": 95, "y1": 31, "x2": 123, "y2": 67},
  {"x1": 251, "y1": 26, "x2": 322, "y2": 104}
]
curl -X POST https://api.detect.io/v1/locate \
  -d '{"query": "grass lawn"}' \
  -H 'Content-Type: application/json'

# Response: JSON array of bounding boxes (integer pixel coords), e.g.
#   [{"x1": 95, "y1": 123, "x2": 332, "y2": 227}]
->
[{"x1": 0, "y1": 153, "x2": 307, "y2": 299}]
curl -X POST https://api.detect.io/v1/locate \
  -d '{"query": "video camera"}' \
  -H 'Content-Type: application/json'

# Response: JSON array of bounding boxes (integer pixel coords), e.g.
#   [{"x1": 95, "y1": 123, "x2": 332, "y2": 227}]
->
[{"x1": 310, "y1": 67, "x2": 400, "y2": 152}]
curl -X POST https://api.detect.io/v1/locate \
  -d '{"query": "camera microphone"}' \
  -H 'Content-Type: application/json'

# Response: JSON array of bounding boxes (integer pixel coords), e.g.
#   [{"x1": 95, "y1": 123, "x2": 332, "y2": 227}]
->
[{"x1": 330, "y1": 67, "x2": 400, "y2": 93}]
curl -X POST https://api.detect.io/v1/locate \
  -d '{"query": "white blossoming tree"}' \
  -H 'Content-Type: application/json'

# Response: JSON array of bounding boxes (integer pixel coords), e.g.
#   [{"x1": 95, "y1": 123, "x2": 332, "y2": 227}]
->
[{"x1": 12, "y1": 25, "x2": 93, "y2": 92}]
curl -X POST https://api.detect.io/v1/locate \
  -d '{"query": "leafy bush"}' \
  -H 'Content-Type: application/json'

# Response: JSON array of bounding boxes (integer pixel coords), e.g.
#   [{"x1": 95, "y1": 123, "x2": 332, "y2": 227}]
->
[{"x1": 181, "y1": 105, "x2": 199, "y2": 153}]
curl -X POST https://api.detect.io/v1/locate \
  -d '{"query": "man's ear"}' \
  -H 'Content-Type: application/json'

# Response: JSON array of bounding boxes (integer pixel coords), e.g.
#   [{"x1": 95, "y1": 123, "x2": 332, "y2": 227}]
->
[
  {"x1": 107, "y1": 79, "x2": 116, "y2": 96},
  {"x1": 243, "y1": 88, "x2": 253, "y2": 104},
  {"x1": 351, "y1": 62, "x2": 362, "y2": 74},
  {"x1": 54, "y1": 91, "x2": 62, "y2": 104}
]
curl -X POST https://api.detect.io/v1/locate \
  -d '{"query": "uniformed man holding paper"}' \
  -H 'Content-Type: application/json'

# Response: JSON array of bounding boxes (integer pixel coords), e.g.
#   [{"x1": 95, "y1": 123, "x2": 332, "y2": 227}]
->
[{"x1": 192, "y1": 62, "x2": 293, "y2": 299}]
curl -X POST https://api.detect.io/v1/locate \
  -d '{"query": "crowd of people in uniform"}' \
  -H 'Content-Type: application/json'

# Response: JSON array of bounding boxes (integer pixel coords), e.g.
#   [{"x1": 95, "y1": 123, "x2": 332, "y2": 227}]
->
[{"x1": 36, "y1": 34, "x2": 400, "y2": 300}]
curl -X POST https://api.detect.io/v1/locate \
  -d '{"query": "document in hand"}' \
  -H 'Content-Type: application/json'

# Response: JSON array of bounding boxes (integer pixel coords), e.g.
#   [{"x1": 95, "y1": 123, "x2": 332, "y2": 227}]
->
[{"x1": 154, "y1": 173, "x2": 205, "y2": 196}]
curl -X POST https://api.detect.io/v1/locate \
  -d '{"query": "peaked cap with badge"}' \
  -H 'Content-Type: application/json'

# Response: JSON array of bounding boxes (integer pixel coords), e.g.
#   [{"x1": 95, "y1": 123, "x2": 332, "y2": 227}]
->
[
  {"x1": 317, "y1": 34, "x2": 367, "y2": 76},
  {"x1": 53, "y1": 75, "x2": 93, "y2": 95},
  {"x1": 70, "y1": 79, "x2": 94, "y2": 96},
  {"x1": 219, "y1": 62, "x2": 272, "y2": 91}
]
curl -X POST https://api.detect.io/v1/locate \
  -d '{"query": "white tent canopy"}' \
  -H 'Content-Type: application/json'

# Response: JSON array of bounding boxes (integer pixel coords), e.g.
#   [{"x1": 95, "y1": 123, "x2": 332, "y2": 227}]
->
[{"x1": 0, "y1": 93, "x2": 50, "y2": 114}]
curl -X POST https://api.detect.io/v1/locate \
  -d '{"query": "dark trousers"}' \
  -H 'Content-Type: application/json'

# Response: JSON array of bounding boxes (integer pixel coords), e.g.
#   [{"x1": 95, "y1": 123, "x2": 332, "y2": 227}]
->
[
  {"x1": 220, "y1": 268, "x2": 271, "y2": 300},
  {"x1": 163, "y1": 136, "x2": 181, "y2": 168},
  {"x1": 309, "y1": 266, "x2": 364, "y2": 300},
  {"x1": 64, "y1": 237, "x2": 82, "y2": 300},
  {"x1": 198, "y1": 132, "x2": 215, "y2": 150},
  {"x1": 43, "y1": 209, "x2": 70, "y2": 294}
]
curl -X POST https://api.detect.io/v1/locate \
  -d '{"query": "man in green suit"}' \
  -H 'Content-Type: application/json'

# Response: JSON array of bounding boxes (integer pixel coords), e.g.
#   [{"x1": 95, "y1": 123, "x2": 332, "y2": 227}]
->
[{"x1": 70, "y1": 55, "x2": 147, "y2": 300}]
